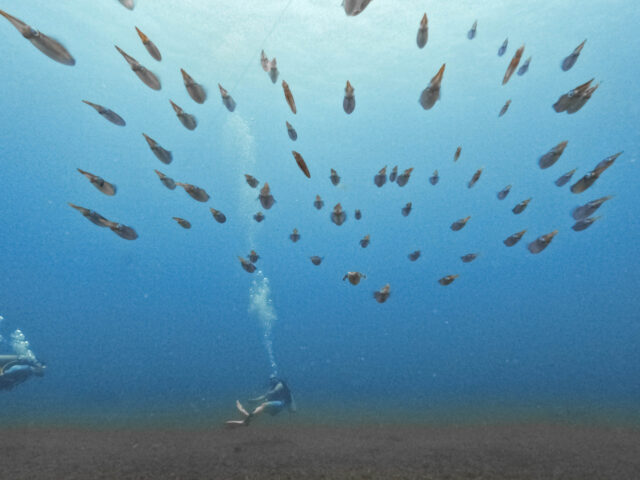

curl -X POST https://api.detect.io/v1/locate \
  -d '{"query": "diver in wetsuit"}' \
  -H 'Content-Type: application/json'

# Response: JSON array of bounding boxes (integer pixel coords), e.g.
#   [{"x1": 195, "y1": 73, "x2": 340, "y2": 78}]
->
[
  {"x1": 0, "y1": 355, "x2": 45, "y2": 391},
  {"x1": 225, "y1": 375, "x2": 296, "y2": 427}
]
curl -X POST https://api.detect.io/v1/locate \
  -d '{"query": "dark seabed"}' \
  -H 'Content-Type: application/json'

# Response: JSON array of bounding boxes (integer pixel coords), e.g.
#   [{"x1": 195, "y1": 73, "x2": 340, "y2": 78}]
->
[{"x1": 3, "y1": 424, "x2": 640, "y2": 479}]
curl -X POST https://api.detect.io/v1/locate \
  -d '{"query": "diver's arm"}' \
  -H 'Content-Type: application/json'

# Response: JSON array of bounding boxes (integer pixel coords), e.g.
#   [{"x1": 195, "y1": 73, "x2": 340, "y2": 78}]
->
[
  {"x1": 250, "y1": 382, "x2": 283, "y2": 403},
  {"x1": 265, "y1": 383, "x2": 284, "y2": 399}
]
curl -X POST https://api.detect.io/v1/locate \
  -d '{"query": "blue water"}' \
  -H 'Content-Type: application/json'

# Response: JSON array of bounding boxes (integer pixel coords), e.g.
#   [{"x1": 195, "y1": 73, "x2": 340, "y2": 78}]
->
[{"x1": 1, "y1": 0, "x2": 638, "y2": 427}]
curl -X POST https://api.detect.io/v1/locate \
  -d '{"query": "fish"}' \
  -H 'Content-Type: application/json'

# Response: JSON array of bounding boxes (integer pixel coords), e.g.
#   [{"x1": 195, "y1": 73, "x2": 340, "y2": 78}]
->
[
  {"x1": 401, "y1": 202, "x2": 412, "y2": 217},
  {"x1": 268, "y1": 58, "x2": 279, "y2": 84},
  {"x1": 210, "y1": 208, "x2": 227, "y2": 224},
  {"x1": 343, "y1": 81, "x2": 355, "y2": 114},
  {"x1": 103, "y1": 221, "x2": 138, "y2": 240},
  {"x1": 253, "y1": 212, "x2": 265, "y2": 223},
  {"x1": 313, "y1": 195, "x2": 324, "y2": 210},
  {"x1": 82, "y1": 100, "x2": 126, "y2": 126},
  {"x1": 359, "y1": 234, "x2": 370, "y2": 248},
  {"x1": 259, "y1": 183, "x2": 276, "y2": 209},
  {"x1": 429, "y1": 170, "x2": 439, "y2": 185},
  {"x1": 502, "y1": 45, "x2": 524, "y2": 85},
  {"x1": 553, "y1": 78, "x2": 597, "y2": 114},
  {"x1": 553, "y1": 78, "x2": 593, "y2": 112},
  {"x1": 467, "y1": 20, "x2": 477, "y2": 39},
  {"x1": 331, "y1": 203, "x2": 347, "y2": 226},
  {"x1": 172, "y1": 217, "x2": 191, "y2": 229},
  {"x1": 260, "y1": 50, "x2": 269, "y2": 72},
  {"x1": 289, "y1": 228, "x2": 301, "y2": 243},
  {"x1": 142, "y1": 133, "x2": 172, "y2": 164},
  {"x1": 118, "y1": 0, "x2": 134, "y2": 9},
  {"x1": 169, "y1": 100, "x2": 197, "y2": 130},
  {"x1": 180, "y1": 69, "x2": 206, "y2": 104},
  {"x1": 343, "y1": 0, "x2": 373, "y2": 16},
  {"x1": 248, "y1": 251, "x2": 260, "y2": 263},
  {"x1": 499, "y1": 99, "x2": 511, "y2": 116},
  {"x1": 219, "y1": 84, "x2": 236, "y2": 112},
  {"x1": 396, "y1": 168, "x2": 414, "y2": 187},
  {"x1": 310, "y1": 256, "x2": 323, "y2": 266},
  {"x1": 416, "y1": 13, "x2": 428, "y2": 49},
  {"x1": 374, "y1": 166, "x2": 387, "y2": 187},
  {"x1": 286, "y1": 121, "x2": 297, "y2": 141},
  {"x1": 498, "y1": 38, "x2": 508, "y2": 56},
  {"x1": 373, "y1": 284, "x2": 391, "y2": 304},
  {"x1": 134, "y1": 27, "x2": 161, "y2": 61},
  {"x1": 238, "y1": 257, "x2": 256, "y2": 273},
  {"x1": 292, "y1": 151, "x2": 311, "y2": 178},
  {"x1": 77, "y1": 169, "x2": 116, "y2": 196},
  {"x1": 594, "y1": 151, "x2": 621, "y2": 173},
  {"x1": 504, "y1": 229, "x2": 526, "y2": 247},
  {"x1": 176, "y1": 182, "x2": 209, "y2": 202},
  {"x1": 512, "y1": 198, "x2": 531, "y2": 215},
  {"x1": 330, "y1": 169, "x2": 341, "y2": 186},
  {"x1": 468, "y1": 168, "x2": 483, "y2": 188},
  {"x1": 0, "y1": 9, "x2": 75, "y2": 66},
  {"x1": 570, "y1": 152, "x2": 621, "y2": 194},
  {"x1": 450, "y1": 216, "x2": 470, "y2": 231},
  {"x1": 282, "y1": 80, "x2": 297, "y2": 114},
  {"x1": 497, "y1": 184, "x2": 512, "y2": 200},
  {"x1": 154, "y1": 170, "x2": 176, "y2": 190},
  {"x1": 572, "y1": 216, "x2": 601, "y2": 232},
  {"x1": 555, "y1": 169, "x2": 576, "y2": 187},
  {"x1": 454, "y1": 146, "x2": 461, "y2": 162},
  {"x1": 355, "y1": 209, "x2": 362, "y2": 220},
  {"x1": 566, "y1": 82, "x2": 599, "y2": 114},
  {"x1": 461, "y1": 253, "x2": 478, "y2": 263},
  {"x1": 527, "y1": 230, "x2": 558, "y2": 254},
  {"x1": 343, "y1": 271, "x2": 366, "y2": 285},
  {"x1": 438, "y1": 275, "x2": 459, "y2": 286},
  {"x1": 68, "y1": 203, "x2": 110, "y2": 228},
  {"x1": 389, "y1": 166, "x2": 398, "y2": 183},
  {"x1": 419, "y1": 63, "x2": 446, "y2": 110},
  {"x1": 572, "y1": 196, "x2": 613, "y2": 220},
  {"x1": 561, "y1": 39, "x2": 586, "y2": 71},
  {"x1": 538, "y1": 141, "x2": 568, "y2": 169},
  {"x1": 408, "y1": 250, "x2": 421, "y2": 262},
  {"x1": 115, "y1": 45, "x2": 161, "y2": 90},
  {"x1": 517, "y1": 56, "x2": 531, "y2": 76},
  {"x1": 244, "y1": 174, "x2": 259, "y2": 188}
]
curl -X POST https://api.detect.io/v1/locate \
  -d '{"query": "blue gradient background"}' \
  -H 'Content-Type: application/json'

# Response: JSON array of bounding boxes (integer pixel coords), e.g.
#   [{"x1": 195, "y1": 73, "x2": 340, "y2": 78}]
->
[{"x1": 0, "y1": 0, "x2": 638, "y2": 427}]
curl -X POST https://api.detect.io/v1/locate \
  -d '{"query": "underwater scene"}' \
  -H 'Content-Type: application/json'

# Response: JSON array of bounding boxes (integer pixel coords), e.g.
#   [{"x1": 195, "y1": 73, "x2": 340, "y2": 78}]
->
[{"x1": 1, "y1": 0, "x2": 639, "y2": 478}]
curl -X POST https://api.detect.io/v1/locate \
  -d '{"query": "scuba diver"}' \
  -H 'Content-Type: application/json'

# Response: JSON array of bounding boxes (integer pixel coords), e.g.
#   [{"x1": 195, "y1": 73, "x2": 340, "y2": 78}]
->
[
  {"x1": 225, "y1": 375, "x2": 296, "y2": 428},
  {"x1": 0, "y1": 355, "x2": 45, "y2": 391}
]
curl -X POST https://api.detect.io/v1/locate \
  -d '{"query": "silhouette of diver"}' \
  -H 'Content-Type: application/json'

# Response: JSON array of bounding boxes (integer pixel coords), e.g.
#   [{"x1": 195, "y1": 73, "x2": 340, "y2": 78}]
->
[
  {"x1": 0, "y1": 355, "x2": 45, "y2": 391},
  {"x1": 226, "y1": 375, "x2": 296, "y2": 427}
]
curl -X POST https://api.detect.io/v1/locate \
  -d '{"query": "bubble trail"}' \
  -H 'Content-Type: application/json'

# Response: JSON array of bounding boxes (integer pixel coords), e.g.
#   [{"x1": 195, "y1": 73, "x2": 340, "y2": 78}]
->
[{"x1": 248, "y1": 271, "x2": 278, "y2": 376}]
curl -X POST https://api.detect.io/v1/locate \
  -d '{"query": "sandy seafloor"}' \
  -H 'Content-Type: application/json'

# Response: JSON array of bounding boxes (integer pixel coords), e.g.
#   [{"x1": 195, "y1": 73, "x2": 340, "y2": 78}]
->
[{"x1": 2, "y1": 423, "x2": 639, "y2": 479}]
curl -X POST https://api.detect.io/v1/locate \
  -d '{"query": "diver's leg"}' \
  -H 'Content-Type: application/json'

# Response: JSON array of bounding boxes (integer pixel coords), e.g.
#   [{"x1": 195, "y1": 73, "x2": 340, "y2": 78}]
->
[
  {"x1": 224, "y1": 400, "x2": 253, "y2": 428},
  {"x1": 236, "y1": 400, "x2": 250, "y2": 417}
]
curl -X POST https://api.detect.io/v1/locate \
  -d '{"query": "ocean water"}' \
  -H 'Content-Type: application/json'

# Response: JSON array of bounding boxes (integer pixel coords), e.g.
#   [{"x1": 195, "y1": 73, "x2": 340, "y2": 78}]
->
[{"x1": 0, "y1": 0, "x2": 638, "y2": 429}]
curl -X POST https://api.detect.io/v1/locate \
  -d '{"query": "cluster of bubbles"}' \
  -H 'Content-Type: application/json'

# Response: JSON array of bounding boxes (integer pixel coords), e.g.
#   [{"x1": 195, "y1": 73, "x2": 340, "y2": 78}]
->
[
  {"x1": 0, "y1": 315, "x2": 37, "y2": 362},
  {"x1": 11, "y1": 330, "x2": 37, "y2": 362},
  {"x1": 248, "y1": 272, "x2": 278, "y2": 376}
]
